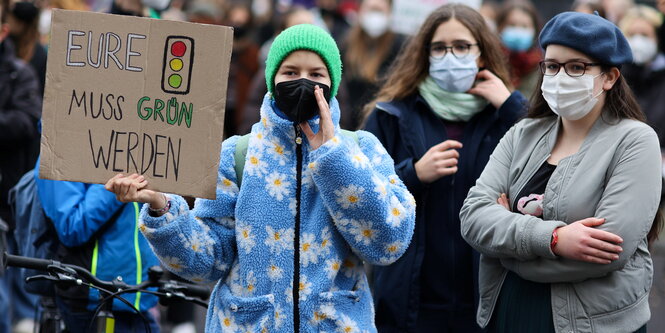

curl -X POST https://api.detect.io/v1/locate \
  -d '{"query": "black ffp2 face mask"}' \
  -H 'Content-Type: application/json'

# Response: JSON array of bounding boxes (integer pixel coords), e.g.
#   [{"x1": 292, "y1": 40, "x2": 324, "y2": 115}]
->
[{"x1": 274, "y1": 78, "x2": 331, "y2": 123}]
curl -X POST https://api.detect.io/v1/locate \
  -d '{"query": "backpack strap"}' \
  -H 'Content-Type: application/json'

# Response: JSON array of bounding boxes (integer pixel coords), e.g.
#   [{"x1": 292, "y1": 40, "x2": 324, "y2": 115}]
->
[
  {"x1": 340, "y1": 129, "x2": 359, "y2": 144},
  {"x1": 233, "y1": 130, "x2": 359, "y2": 187},
  {"x1": 234, "y1": 134, "x2": 251, "y2": 187}
]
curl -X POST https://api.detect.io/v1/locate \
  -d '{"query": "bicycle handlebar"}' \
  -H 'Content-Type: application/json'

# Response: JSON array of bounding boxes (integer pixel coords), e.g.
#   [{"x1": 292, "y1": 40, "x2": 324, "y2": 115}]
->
[{"x1": 3, "y1": 252, "x2": 210, "y2": 302}]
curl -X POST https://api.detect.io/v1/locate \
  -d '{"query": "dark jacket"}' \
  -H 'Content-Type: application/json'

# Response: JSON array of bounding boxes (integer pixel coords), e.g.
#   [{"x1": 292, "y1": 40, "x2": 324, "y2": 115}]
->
[
  {"x1": 622, "y1": 55, "x2": 665, "y2": 150},
  {"x1": 364, "y1": 91, "x2": 525, "y2": 332},
  {"x1": 0, "y1": 39, "x2": 42, "y2": 229},
  {"x1": 340, "y1": 33, "x2": 406, "y2": 130}
]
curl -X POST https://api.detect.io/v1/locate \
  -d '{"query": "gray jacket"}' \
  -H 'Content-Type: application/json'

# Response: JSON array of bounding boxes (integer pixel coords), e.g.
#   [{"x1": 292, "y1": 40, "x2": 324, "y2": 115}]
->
[{"x1": 460, "y1": 114, "x2": 661, "y2": 333}]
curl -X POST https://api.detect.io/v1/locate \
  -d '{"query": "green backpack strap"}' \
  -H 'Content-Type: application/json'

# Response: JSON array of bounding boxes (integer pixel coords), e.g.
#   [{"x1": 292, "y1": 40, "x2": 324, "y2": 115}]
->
[
  {"x1": 234, "y1": 134, "x2": 251, "y2": 187},
  {"x1": 233, "y1": 130, "x2": 359, "y2": 187},
  {"x1": 340, "y1": 129, "x2": 359, "y2": 144}
]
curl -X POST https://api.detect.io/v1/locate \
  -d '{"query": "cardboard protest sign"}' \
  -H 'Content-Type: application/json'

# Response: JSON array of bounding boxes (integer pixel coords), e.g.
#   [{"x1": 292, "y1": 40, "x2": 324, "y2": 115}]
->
[
  {"x1": 39, "y1": 9, "x2": 233, "y2": 199},
  {"x1": 391, "y1": 0, "x2": 481, "y2": 35}
]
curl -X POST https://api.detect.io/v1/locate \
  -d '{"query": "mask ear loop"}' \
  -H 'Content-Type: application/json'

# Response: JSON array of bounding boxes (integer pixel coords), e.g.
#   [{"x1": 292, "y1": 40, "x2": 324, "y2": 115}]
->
[{"x1": 591, "y1": 72, "x2": 606, "y2": 99}]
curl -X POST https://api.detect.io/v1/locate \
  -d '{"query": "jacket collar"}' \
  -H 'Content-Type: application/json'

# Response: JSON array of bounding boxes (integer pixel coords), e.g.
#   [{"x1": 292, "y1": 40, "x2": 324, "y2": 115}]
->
[{"x1": 543, "y1": 112, "x2": 620, "y2": 160}]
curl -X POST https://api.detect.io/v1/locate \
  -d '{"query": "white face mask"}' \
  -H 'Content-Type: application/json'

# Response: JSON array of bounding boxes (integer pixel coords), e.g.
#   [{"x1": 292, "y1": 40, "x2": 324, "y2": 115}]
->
[
  {"x1": 429, "y1": 53, "x2": 480, "y2": 93},
  {"x1": 541, "y1": 72, "x2": 605, "y2": 120},
  {"x1": 141, "y1": 0, "x2": 171, "y2": 11},
  {"x1": 360, "y1": 11, "x2": 390, "y2": 38},
  {"x1": 628, "y1": 35, "x2": 658, "y2": 65}
]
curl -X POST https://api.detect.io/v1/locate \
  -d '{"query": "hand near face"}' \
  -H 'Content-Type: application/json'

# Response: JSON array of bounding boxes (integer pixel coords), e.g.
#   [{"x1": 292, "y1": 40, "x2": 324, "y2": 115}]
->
[
  {"x1": 467, "y1": 70, "x2": 512, "y2": 109},
  {"x1": 300, "y1": 85, "x2": 335, "y2": 150}
]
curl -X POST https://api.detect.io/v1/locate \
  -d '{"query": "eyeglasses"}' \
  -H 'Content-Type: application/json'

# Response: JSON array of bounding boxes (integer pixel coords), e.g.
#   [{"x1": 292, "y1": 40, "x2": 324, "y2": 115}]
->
[
  {"x1": 539, "y1": 61, "x2": 602, "y2": 77},
  {"x1": 428, "y1": 42, "x2": 478, "y2": 59}
]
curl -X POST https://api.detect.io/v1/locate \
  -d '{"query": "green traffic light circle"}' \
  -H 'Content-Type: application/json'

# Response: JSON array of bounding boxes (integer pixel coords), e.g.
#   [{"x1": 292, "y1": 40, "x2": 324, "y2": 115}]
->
[
  {"x1": 170, "y1": 58, "x2": 183, "y2": 71},
  {"x1": 168, "y1": 74, "x2": 182, "y2": 88}
]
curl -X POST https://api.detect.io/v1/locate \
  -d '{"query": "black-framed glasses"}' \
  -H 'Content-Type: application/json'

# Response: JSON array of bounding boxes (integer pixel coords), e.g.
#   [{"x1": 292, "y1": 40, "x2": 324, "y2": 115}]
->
[
  {"x1": 428, "y1": 42, "x2": 478, "y2": 59},
  {"x1": 539, "y1": 61, "x2": 602, "y2": 77}
]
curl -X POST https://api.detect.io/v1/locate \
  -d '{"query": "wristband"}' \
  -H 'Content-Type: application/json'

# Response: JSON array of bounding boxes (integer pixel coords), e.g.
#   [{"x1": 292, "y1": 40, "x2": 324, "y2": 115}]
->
[
  {"x1": 149, "y1": 194, "x2": 170, "y2": 214},
  {"x1": 550, "y1": 228, "x2": 559, "y2": 252}
]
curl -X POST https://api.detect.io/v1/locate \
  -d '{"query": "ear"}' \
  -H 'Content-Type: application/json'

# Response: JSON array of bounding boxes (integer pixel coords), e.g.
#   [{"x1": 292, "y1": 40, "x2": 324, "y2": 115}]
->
[{"x1": 602, "y1": 67, "x2": 621, "y2": 91}]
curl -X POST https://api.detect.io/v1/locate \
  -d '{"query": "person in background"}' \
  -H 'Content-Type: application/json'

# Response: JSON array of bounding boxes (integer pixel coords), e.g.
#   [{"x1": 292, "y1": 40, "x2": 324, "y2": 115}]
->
[
  {"x1": 313, "y1": 0, "x2": 350, "y2": 40},
  {"x1": 34, "y1": 163, "x2": 162, "y2": 332},
  {"x1": 363, "y1": 4, "x2": 526, "y2": 332},
  {"x1": 186, "y1": 0, "x2": 222, "y2": 25},
  {"x1": 478, "y1": 0, "x2": 500, "y2": 32},
  {"x1": 496, "y1": 0, "x2": 542, "y2": 99},
  {"x1": 620, "y1": 5, "x2": 665, "y2": 152},
  {"x1": 8, "y1": 1, "x2": 46, "y2": 95},
  {"x1": 0, "y1": 0, "x2": 42, "y2": 331},
  {"x1": 38, "y1": 0, "x2": 90, "y2": 46},
  {"x1": 601, "y1": 0, "x2": 633, "y2": 23},
  {"x1": 160, "y1": 0, "x2": 188, "y2": 21},
  {"x1": 224, "y1": 2, "x2": 259, "y2": 137},
  {"x1": 461, "y1": 11, "x2": 661, "y2": 333},
  {"x1": 341, "y1": 0, "x2": 404, "y2": 130},
  {"x1": 572, "y1": 0, "x2": 606, "y2": 17}
]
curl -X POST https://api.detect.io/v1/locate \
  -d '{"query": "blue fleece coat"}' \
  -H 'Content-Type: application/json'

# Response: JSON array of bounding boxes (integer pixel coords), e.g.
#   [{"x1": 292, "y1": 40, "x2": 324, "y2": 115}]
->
[{"x1": 139, "y1": 95, "x2": 416, "y2": 332}]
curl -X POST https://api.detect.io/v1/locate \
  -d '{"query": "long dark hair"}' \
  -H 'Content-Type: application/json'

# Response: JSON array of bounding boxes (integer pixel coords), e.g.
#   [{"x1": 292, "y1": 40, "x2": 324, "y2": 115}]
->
[
  {"x1": 528, "y1": 64, "x2": 663, "y2": 244},
  {"x1": 361, "y1": 3, "x2": 511, "y2": 123}
]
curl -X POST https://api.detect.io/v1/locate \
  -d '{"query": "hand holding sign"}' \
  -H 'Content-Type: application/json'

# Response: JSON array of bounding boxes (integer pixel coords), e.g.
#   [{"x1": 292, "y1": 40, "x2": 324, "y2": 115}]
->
[{"x1": 104, "y1": 173, "x2": 163, "y2": 207}]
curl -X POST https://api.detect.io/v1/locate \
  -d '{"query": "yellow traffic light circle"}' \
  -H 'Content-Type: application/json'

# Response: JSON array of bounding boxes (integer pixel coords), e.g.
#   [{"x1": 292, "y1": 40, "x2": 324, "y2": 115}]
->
[{"x1": 170, "y1": 58, "x2": 183, "y2": 71}]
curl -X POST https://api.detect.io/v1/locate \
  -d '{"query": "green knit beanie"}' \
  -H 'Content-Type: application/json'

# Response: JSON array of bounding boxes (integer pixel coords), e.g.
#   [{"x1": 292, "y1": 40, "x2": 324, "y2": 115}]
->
[{"x1": 265, "y1": 24, "x2": 342, "y2": 98}]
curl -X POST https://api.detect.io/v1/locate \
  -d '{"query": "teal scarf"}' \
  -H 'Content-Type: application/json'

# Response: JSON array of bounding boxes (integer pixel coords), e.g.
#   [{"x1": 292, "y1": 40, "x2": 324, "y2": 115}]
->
[{"x1": 418, "y1": 76, "x2": 489, "y2": 122}]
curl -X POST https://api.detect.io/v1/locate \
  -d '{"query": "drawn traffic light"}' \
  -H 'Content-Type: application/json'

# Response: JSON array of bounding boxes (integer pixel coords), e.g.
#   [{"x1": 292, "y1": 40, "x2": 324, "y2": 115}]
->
[{"x1": 161, "y1": 36, "x2": 194, "y2": 94}]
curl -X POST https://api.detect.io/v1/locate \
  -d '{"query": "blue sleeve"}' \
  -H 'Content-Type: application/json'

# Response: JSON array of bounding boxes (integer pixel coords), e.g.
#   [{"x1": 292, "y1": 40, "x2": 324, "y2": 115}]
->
[
  {"x1": 137, "y1": 136, "x2": 240, "y2": 284},
  {"x1": 309, "y1": 130, "x2": 416, "y2": 265},
  {"x1": 36, "y1": 175, "x2": 124, "y2": 248}
]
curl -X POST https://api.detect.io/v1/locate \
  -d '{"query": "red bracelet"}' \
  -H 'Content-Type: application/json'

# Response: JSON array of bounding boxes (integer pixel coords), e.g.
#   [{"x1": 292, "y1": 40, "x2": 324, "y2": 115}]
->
[{"x1": 550, "y1": 228, "x2": 559, "y2": 252}]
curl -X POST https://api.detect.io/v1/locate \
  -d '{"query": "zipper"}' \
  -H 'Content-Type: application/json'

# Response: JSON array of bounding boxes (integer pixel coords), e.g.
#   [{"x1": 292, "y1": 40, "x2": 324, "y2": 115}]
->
[{"x1": 293, "y1": 125, "x2": 303, "y2": 333}]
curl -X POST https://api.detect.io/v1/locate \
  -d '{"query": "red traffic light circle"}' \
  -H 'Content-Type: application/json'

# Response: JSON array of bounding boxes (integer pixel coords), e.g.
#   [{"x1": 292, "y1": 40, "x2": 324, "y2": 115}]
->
[{"x1": 171, "y1": 41, "x2": 187, "y2": 57}]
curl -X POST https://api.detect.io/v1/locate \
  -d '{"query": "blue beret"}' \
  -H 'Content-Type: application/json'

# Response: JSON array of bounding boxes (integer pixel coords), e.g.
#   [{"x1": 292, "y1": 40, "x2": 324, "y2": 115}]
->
[{"x1": 539, "y1": 11, "x2": 632, "y2": 66}]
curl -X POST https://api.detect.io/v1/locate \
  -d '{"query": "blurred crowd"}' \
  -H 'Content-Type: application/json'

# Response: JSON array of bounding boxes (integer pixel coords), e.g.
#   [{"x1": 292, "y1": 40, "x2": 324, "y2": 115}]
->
[
  {"x1": 5, "y1": 0, "x2": 665, "y2": 136},
  {"x1": 2, "y1": 0, "x2": 665, "y2": 332}
]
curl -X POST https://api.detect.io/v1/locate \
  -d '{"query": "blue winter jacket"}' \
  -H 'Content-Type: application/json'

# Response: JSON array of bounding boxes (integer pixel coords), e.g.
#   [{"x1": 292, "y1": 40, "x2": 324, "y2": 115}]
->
[
  {"x1": 139, "y1": 95, "x2": 416, "y2": 332},
  {"x1": 364, "y1": 92, "x2": 525, "y2": 332},
  {"x1": 35, "y1": 164, "x2": 160, "y2": 313}
]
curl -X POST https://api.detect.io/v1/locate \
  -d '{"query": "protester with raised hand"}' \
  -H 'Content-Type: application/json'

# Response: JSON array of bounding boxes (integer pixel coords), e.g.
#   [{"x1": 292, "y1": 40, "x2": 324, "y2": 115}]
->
[
  {"x1": 362, "y1": 4, "x2": 525, "y2": 332},
  {"x1": 460, "y1": 11, "x2": 662, "y2": 333},
  {"x1": 106, "y1": 24, "x2": 415, "y2": 332}
]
